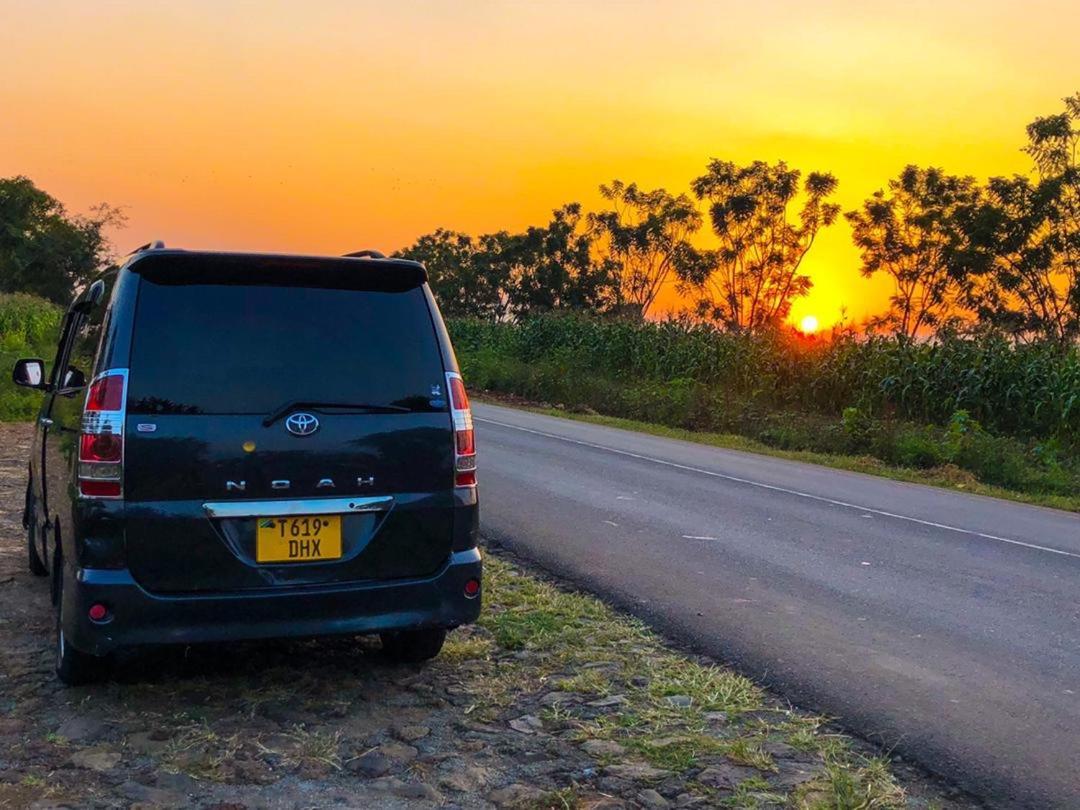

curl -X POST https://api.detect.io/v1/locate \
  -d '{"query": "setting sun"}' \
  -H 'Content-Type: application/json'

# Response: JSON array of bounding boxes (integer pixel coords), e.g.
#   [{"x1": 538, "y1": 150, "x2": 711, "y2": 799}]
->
[{"x1": 800, "y1": 315, "x2": 820, "y2": 334}]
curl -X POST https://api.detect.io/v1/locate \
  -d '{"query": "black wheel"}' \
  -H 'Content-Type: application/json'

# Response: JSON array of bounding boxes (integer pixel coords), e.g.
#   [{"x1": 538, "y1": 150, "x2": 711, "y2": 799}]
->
[
  {"x1": 55, "y1": 567, "x2": 107, "y2": 686},
  {"x1": 380, "y1": 628, "x2": 447, "y2": 663},
  {"x1": 25, "y1": 479, "x2": 47, "y2": 577}
]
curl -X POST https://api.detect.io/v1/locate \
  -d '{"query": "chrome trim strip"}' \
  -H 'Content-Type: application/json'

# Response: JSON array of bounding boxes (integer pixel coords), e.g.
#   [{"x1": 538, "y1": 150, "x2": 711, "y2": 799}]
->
[{"x1": 203, "y1": 495, "x2": 394, "y2": 519}]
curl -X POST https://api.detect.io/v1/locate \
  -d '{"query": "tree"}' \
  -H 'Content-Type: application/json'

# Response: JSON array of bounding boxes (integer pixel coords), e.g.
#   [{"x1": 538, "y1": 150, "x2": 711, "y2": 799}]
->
[
  {"x1": 589, "y1": 180, "x2": 704, "y2": 316},
  {"x1": 846, "y1": 166, "x2": 980, "y2": 339},
  {"x1": 396, "y1": 204, "x2": 615, "y2": 321},
  {"x1": 501, "y1": 203, "x2": 615, "y2": 318},
  {"x1": 0, "y1": 176, "x2": 123, "y2": 305},
  {"x1": 690, "y1": 160, "x2": 839, "y2": 331},
  {"x1": 393, "y1": 228, "x2": 509, "y2": 320},
  {"x1": 965, "y1": 94, "x2": 1080, "y2": 343}
]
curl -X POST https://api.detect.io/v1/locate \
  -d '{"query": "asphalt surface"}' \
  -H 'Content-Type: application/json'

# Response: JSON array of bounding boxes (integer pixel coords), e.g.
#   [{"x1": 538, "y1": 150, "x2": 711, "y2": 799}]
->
[{"x1": 474, "y1": 402, "x2": 1080, "y2": 809}]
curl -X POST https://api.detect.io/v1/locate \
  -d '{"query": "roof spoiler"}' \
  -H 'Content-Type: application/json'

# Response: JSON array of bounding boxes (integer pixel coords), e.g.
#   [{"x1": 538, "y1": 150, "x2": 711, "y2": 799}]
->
[
  {"x1": 129, "y1": 240, "x2": 166, "y2": 253},
  {"x1": 128, "y1": 251, "x2": 427, "y2": 289}
]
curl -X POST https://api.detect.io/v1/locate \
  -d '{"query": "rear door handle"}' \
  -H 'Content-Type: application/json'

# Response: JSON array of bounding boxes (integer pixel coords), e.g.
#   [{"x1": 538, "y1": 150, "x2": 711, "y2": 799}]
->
[{"x1": 38, "y1": 417, "x2": 53, "y2": 427}]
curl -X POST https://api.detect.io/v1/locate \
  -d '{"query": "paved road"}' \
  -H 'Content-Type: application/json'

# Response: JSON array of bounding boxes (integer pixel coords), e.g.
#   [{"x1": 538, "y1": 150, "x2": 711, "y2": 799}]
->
[{"x1": 474, "y1": 403, "x2": 1080, "y2": 809}]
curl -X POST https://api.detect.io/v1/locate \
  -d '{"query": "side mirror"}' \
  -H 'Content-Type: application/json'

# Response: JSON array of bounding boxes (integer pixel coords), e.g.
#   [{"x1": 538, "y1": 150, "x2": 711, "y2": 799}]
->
[
  {"x1": 61, "y1": 367, "x2": 86, "y2": 392},
  {"x1": 12, "y1": 358, "x2": 46, "y2": 389}
]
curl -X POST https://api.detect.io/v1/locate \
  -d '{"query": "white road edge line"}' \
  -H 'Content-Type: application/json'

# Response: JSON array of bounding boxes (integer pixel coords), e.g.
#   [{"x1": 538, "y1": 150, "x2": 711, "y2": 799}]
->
[{"x1": 476, "y1": 416, "x2": 1080, "y2": 561}]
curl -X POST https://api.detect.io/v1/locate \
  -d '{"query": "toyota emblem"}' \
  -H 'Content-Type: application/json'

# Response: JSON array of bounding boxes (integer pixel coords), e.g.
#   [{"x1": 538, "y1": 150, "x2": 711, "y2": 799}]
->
[{"x1": 284, "y1": 412, "x2": 320, "y2": 436}]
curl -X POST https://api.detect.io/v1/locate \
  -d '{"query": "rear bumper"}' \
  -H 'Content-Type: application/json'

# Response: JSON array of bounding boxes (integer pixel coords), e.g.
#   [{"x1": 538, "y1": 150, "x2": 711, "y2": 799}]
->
[{"x1": 63, "y1": 548, "x2": 482, "y2": 656}]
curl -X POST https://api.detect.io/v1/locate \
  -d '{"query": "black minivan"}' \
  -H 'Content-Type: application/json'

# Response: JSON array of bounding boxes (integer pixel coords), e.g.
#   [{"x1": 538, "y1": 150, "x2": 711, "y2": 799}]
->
[{"x1": 13, "y1": 245, "x2": 481, "y2": 684}]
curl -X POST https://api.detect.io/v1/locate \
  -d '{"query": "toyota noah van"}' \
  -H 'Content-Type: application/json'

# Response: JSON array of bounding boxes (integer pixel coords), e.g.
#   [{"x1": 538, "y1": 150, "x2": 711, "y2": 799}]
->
[{"x1": 13, "y1": 244, "x2": 481, "y2": 684}]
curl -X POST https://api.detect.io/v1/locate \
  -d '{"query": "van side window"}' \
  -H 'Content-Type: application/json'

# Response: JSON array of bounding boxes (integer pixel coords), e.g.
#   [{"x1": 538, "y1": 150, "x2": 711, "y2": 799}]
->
[
  {"x1": 48, "y1": 311, "x2": 78, "y2": 389},
  {"x1": 51, "y1": 275, "x2": 114, "y2": 391},
  {"x1": 68, "y1": 301, "x2": 110, "y2": 384}
]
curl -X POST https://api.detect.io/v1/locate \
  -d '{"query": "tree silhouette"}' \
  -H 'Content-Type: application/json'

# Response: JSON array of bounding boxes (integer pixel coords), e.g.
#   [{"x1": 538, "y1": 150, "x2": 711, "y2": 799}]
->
[
  {"x1": 588, "y1": 180, "x2": 704, "y2": 316},
  {"x1": 0, "y1": 175, "x2": 123, "y2": 304},
  {"x1": 846, "y1": 166, "x2": 980, "y2": 339},
  {"x1": 690, "y1": 160, "x2": 839, "y2": 332},
  {"x1": 396, "y1": 205, "x2": 614, "y2": 321},
  {"x1": 965, "y1": 94, "x2": 1080, "y2": 343},
  {"x1": 500, "y1": 203, "x2": 615, "y2": 317},
  {"x1": 393, "y1": 228, "x2": 508, "y2": 319}
]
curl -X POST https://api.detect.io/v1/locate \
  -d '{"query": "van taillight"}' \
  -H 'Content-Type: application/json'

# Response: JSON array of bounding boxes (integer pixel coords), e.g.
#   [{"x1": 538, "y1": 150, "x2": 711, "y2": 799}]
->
[
  {"x1": 85, "y1": 373, "x2": 124, "y2": 411},
  {"x1": 78, "y1": 370, "x2": 127, "y2": 499},
  {"x1": 80, "y1": 432, "x2": 122, "y2": 462},
  {"x1": 447, "y1": 372, "x2": 476, "y2": 487}
]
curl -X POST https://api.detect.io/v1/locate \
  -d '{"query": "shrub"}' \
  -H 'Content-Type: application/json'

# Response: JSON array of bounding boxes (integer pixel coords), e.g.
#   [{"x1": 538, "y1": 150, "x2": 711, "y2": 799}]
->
[
  {"x1": 450, "y1": 314, "x2": 1080, "y2": 497},
  {"x1": 892, "y1": 429, "x2": 946, "y2": 469},
  {"x1": 450, "y1": 314, "x2": 1079, "y2": 445},
  {"x1": 0, "y1": 294, "x2": 62, "y2": 351},
  {"x1": 0, "y1": 294, "x2": 62, "y2": 421}
]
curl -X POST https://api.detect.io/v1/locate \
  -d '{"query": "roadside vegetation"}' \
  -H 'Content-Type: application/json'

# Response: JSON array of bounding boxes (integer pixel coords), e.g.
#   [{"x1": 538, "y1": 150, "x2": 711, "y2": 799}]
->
[
  {"x1": 0, "y1": 294, "x2": 61, "y2": 421},
  {"x1": 453, "y1": 314, "x2": 1079, "y2": 510}
]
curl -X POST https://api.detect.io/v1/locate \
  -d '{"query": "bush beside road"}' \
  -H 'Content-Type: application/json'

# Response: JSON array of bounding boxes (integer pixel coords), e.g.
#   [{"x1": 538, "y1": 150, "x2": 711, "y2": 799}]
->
[{"x1": 0, "y1": 295, "x2": 61, "y2": 422}]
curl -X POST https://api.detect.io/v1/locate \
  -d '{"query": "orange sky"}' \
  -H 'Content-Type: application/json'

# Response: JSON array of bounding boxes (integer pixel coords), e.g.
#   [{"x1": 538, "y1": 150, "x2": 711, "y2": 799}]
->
[{"x1": 3, "y1": 0, "x2": 1077, "y2": 326}]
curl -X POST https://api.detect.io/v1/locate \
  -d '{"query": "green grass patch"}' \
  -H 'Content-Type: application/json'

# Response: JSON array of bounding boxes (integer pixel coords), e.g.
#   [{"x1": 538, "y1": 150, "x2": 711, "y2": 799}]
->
[
  {"x1": 627, "y1": 734, "x2": 727, "y2": 771},
  {"x1": 793, "y1": 757, "x2": 906, "y2": 810},
  {"x1": 473, "y1": 554, "x2": 909, "y2": 808}
]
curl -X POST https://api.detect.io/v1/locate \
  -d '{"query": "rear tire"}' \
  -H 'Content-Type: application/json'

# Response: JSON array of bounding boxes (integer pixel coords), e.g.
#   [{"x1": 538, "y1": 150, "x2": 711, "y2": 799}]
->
[
  {"x1": 380, "y1": 628, "x2": 447, "y2": 663},
  {"x1": 55, "y1": 567, "x2": 107, "y2": 686},
  {"x1": 25, "y1": 480, "x2": 47, "y2": 577}
]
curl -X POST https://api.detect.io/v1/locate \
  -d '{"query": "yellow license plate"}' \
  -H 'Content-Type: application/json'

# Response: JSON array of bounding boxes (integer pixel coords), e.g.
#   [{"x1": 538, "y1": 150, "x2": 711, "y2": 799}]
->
[{"x1": 256, "y1": 515, "x2": 342, "y2": 563}]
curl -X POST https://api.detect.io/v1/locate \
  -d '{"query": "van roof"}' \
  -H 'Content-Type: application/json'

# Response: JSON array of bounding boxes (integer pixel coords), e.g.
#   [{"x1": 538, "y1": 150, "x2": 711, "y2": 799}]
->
[{"x1": 122, "y1": 248, "x2": 428, "y2": 289}]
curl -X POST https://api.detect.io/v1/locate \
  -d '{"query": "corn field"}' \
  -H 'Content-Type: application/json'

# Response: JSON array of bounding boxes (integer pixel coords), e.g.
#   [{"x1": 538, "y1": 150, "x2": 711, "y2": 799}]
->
[{"x1": 450, "y1": 315, "x2": 1079, "y2": 444}]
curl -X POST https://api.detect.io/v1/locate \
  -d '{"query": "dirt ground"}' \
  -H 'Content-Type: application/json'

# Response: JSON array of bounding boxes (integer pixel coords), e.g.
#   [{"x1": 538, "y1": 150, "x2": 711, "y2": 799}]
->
[{"x1": 0, "y1": 422, "x2": 976, "y2": 809}]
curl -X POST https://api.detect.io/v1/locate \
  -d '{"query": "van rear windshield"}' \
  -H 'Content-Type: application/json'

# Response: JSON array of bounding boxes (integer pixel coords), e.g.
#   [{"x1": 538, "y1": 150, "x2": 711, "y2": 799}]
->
[{"x1": 127, "y1": 279, "x2": 446, "y2": 415}]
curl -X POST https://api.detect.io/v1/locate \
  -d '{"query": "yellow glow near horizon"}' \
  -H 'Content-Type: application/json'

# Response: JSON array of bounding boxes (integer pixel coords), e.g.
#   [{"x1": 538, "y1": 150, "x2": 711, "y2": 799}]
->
[
  {"x1": 800, "y1": 315, "x2": 820, "y2": 335},
  {"x1": 2, "y1": 0, "x2": 1076, "y2": 325}
]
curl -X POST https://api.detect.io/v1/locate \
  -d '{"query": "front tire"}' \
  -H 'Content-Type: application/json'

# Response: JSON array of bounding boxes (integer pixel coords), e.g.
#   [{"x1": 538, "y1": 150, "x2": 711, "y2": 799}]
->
[
  {"x1": 380, "y1": 628, "x2": 447, "y2": 663},
  {"x1": 55, "y1": 567, "x2": 107, "y2": 686},
  {"x1": 25, "y1": 480, "x2": 47, "y2": 577}
]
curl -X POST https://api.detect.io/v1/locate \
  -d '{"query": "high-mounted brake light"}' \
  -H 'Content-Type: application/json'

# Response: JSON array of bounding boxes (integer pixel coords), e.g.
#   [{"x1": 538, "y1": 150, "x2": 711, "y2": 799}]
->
[
  {"x1": 446, "y1": 371, "x2": 476, "y2": 488},
  {"x1": 78, "y1": 369, "x2": 128, "y2": 499}
]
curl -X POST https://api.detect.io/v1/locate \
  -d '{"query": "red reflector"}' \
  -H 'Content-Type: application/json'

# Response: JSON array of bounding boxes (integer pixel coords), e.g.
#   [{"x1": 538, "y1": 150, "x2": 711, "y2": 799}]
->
[
  {"x1": 88, "y1": 603, "x2": 109, "y2": 621},
  {"x1": 455, "y1": 428, "x2": 475, "y2": 456},
  {"x1": 455, "y1": 470, "x2": 476, "y2": 487},
  {"x1": 86, "y1": 374, "x2": 124, "y2": 411},
  {"x1": 80, "y1": 432, "x2": 122, "y2": 462},
  {"x1": 79, "y1": 479, "x2": 122, "y2": 498},
  {"x1": 464, "y1": 578, "x2": 480, "y2": 598}
]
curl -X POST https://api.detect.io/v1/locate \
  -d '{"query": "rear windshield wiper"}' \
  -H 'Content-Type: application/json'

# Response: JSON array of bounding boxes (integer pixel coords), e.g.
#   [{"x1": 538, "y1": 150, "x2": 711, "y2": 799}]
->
[{"x1": 263, "y1": 400, "x2": 411, "y2": 427}]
